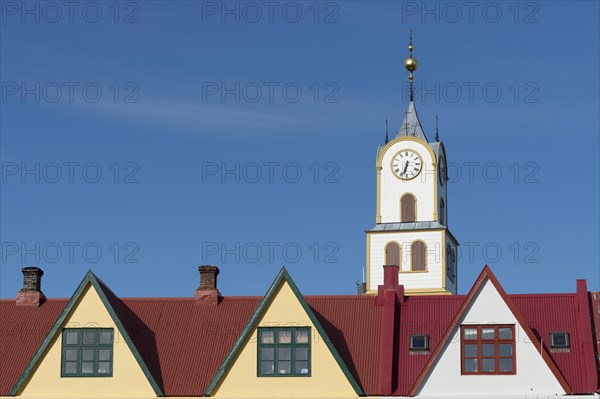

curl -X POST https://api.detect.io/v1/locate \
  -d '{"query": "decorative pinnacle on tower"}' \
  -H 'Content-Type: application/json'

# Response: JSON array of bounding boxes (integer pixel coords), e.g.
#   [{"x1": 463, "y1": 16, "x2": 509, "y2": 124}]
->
[
  {"x1": 404, "y1": 29, "x2": 418, "y2": 101},
  {"x1": 385, "y1": 117, "x2": 389, "y2": 144}
]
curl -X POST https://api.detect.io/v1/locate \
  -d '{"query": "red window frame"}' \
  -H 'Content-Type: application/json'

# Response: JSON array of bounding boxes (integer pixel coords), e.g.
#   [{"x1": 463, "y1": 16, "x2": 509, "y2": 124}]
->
[{"x1": 460, "y1": 325, "x2": 516, "y2": 375}]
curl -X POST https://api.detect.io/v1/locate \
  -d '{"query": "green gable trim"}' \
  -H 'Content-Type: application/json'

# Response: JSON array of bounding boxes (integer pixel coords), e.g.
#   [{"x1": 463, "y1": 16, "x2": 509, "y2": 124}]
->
[
  {"x1": 9, "y1": 271, "x2": 163, "y2": 397},
  {"x1": 204, "y1": 267, "x2": 365, "y2": 396}
]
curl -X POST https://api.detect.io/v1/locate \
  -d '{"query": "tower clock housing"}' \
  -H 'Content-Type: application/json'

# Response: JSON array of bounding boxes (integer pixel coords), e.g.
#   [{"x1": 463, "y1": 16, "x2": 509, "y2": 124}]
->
[{"x1": 365, "y1": 35, "x2": 458, "y2": 295}]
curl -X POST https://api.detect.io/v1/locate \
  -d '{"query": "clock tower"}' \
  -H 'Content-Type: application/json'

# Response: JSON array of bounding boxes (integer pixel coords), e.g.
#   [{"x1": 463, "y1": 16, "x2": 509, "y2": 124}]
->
[{"x1": 366, "y1": 33, "x2": 459, "y2": 295}]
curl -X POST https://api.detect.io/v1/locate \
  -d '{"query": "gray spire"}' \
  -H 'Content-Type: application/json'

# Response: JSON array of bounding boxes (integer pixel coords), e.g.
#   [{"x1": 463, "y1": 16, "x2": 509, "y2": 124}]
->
[{"x1": 397, "y1": 100, "x2": 428, "y2": 142}]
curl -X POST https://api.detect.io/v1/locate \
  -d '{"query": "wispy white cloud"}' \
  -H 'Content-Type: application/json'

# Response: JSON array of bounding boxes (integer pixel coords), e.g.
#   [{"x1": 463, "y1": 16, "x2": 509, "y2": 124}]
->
[{"x1": 62, "y1": 90, "x2": 388, "y2": 137}]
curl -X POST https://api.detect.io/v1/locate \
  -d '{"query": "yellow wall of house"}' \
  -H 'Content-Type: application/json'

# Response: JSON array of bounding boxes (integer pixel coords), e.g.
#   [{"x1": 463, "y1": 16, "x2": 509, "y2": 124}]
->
[
  {"x1": 18, "y1": 284, "x2": 156, "y2": 398},
  {"x1": 212, "y1": 281, "x2": 358, "y2": 398}
]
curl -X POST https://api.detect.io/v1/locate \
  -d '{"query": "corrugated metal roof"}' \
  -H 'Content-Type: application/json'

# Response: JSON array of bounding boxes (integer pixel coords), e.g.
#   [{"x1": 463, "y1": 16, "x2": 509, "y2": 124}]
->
[
  {"x1": 511, "y1": 294, "x2": 583, "y2": 392},
  {"x1": 121, "y1": 297, "x2": 261, "y2": 396},
  {"x1": 308, "y1": 296, "x2": 382, "y2": 395},
  {"x1": 0, "y1": 285, "x2": 595, "y2": 396},
  {"x1": 0, "y1": 299, "x2": 67, "y2": 395},
  {"x1": 392, "y1": 292, "x2": 594, "y2": 395},
  {"x1": 396, "y1": 295, "x2": 465, "y2": 394}
]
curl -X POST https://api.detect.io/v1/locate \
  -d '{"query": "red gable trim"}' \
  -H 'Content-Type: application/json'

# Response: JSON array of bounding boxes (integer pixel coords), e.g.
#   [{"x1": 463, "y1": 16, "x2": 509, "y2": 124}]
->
[
  {"x1": 408, "y1": 265, "x2": 573, "y2": 396},
  {"x1": 591, "y1": 292, "x2": 600, "y2": 381}
]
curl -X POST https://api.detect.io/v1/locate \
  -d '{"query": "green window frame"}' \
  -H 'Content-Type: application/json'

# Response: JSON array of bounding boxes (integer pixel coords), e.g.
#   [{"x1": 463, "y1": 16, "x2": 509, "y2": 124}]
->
[
  {"x1": 61, "y1": 328, "x2": 114, "y2": 377},
  {"x1": 257, "y1": 327, "x2": 311, "y2": 377}
]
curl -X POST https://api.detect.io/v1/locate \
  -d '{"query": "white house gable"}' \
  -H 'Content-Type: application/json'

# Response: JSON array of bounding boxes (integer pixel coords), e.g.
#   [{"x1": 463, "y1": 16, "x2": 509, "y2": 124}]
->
[{"x1": 416, "y1": 278, "x2": 566, "y2": 397}]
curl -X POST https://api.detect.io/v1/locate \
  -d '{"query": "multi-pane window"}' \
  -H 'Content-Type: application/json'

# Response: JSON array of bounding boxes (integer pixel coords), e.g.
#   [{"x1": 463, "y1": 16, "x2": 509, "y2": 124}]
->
[
  {"x1": 258, "y1": 327, "x2": 310, "y2": 376},
  {"x1": 62, "y1": 328, "x2": 113, "y2": 377},
  {"x1": 461, "y1": 325, "x2": 515, "y2": 375},
  {"x1": 410, "y1": 335, "x2": 430, "y2": 352},
  {"x1": 550, "y1": 332, "x2": 570, "y2": 349}
]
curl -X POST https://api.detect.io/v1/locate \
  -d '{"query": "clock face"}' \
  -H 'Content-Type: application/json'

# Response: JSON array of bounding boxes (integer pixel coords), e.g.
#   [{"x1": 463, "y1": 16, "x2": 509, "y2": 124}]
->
[
  {"x1": 392, "y1": 150, "x2": 422, "y2": 180},
  {"x1": 439, "y1": 156, "x2": 446, "y2": 186}
]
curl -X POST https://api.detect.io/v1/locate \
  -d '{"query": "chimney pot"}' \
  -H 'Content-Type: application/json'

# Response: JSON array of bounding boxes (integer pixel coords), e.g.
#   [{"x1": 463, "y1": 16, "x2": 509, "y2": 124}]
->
[
  {"x1": 17, "y1": 267, "x2": 46, "y2": 307},
  {"x1": 195, "y1": 265, "x2": 220, "y2": 306}
]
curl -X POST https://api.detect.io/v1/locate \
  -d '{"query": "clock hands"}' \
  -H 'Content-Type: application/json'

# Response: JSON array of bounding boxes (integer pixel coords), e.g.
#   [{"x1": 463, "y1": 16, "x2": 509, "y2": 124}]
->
[{"x1": 394, "y1": 151, "x2": 421, "y2": 179}]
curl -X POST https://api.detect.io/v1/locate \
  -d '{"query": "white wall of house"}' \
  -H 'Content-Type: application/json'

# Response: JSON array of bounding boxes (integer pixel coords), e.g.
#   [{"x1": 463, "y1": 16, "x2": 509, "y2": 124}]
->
[{"x1": 415, "y1": 279, "x2": 566, "y2": 397}]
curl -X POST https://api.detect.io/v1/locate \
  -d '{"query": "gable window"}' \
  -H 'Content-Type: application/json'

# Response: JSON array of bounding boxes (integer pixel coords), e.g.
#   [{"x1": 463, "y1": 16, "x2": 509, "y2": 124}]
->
[
  {"x1": 461, "y1": 325, "x2": 515, "y2": 375},
  {"x1": 550, "y1": 332, "x2": 570, "y2": 349},
  {"x1": 410, "y1": 335, "x2": 430, "y2": 352},
  {"x1": 385, "y1": 242, "x2": 401, "y2": 267},
  {"x1": 62, "y1": 328, "x2": 113, "y2": 377},
  {"x1": 401, "y1": 193, "x2": 416, "y2": 222},
  {"x1": 411, "y1": 241, "x2": 426, "y2": 271},
  {"x1": 258, "y1": 327, "x2": 311, "y2": 377}
]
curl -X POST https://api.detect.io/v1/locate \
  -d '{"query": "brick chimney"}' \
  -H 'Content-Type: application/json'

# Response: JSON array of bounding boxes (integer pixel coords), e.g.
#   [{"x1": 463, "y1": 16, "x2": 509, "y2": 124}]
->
[
  {"x1": 194, "y1": 265, "x2": 220, "y2": 306},
  {"x1": 16, "y1": 267, "x2": 46, "y2": 307}
]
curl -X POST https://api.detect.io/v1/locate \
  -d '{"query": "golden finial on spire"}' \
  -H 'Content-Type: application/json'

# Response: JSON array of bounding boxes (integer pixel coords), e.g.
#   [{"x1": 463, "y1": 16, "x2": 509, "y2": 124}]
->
[{"x1": 404, "y1": 29, "x2": 418, "y2": 100}]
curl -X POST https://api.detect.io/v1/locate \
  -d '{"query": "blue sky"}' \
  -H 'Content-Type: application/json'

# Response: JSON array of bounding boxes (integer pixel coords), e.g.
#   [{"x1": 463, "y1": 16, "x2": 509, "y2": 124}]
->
[{"x1": 1, "y1": 1, "x2": 598, "y2": 299}]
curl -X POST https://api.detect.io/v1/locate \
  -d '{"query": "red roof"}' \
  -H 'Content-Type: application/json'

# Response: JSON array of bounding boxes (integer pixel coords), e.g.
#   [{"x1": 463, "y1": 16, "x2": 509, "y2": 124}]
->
[
  {"x1": 0, "y1": 271, "x2": 597, "y2": 396},
  {"x1": 0, "y1": 294, "x2": 382, "y2": 396},
  {"x1": 396, "y1": 268, "x2": 597, "y2": 396},
  {"x1": 308, "y1": 296, "x2": 382, "y2": 394},
  {"x1": 122, "y1": 296, "x2": 382, "y2": 396},
  {"x1": 393, "y1": 293, "x2": 593, "y2": 395},
  {"x1": 0, "y1": 299, "x2": 67, "y2": 395},
  {"x1": 396, "y1": 295, "x2": 464, "y2": 394},
  {"x1": 120, "y1": 297, "x2": 261, "y2": 396}
]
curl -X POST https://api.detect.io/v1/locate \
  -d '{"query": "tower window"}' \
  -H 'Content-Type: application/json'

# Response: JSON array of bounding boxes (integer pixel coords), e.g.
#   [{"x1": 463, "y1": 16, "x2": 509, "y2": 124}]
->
[
  {"x1": 446, "y1": 244, "x2": 453, "y2": 282},
  {"x1": 439, "y1": 197, "x2": 445, "y2": 225},
  {"x1": 401, "y1": 194, "x2": 416, "y2": 222},
  {"x1": 411, "y1": 241, "x2": 426, "y2": 271},
  {"x1": 452, "y1": 248, "x2": 457, "y2": 281},
  {"x1": 385, "y1": 242, "x2": 401, "y2": 266},
  {"x1": 446, "y1": 244, "x2": 456, "y2": 283}
]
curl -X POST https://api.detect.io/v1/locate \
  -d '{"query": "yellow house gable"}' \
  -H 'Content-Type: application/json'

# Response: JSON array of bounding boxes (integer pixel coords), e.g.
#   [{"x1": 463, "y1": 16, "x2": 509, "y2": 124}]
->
[
  {"x1": 209, "y1": 269, "x2": 361, "y2": 398},
  {"x1": 13, "y1": 273, "x2": 160, "y2": 398}
]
